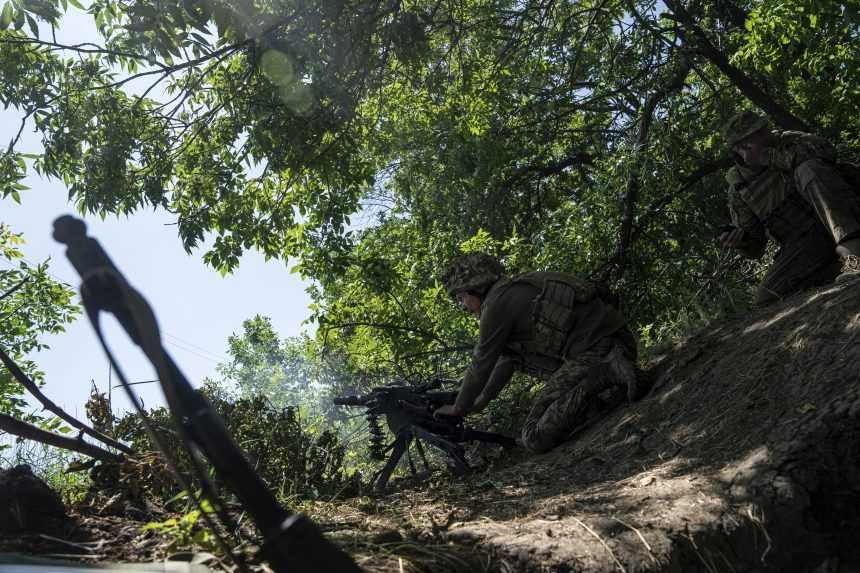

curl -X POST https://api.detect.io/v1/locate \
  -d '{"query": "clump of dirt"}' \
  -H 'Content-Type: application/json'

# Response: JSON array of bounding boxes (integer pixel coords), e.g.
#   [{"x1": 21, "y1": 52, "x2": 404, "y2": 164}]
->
[{"x1": 0, "y1": 464, "x2": 66, "y2": 534}]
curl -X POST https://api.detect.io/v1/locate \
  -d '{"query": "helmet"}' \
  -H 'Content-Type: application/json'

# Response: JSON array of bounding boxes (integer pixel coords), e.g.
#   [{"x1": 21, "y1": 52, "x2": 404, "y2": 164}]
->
[
  {"x1": 440, "y1": 252, "x2": 504, "y2": 297},
  {"x1": 722, "y1": 111, "x2": 770, "y2": 147}
]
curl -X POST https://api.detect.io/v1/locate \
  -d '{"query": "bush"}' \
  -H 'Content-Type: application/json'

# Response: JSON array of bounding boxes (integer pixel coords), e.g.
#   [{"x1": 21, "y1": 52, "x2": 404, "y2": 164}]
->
[{"x1": 86, "y1": 386, "x2": 352, "y2": 506}]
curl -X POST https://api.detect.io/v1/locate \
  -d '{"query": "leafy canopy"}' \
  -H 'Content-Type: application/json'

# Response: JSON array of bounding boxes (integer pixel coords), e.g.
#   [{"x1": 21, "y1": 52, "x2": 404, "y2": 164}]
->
[
  {"x1": 0, "y1": 224, "x2": 78, "y2": 419},
  {"x1": 0, "y1": 0, "x2": 857, "y2": 391}
]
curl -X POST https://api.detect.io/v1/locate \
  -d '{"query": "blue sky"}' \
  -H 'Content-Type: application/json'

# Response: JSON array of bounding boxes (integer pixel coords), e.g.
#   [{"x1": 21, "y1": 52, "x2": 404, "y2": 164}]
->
[{"x1": 1, "y1": 8, "x2": 313, "y2": 421}]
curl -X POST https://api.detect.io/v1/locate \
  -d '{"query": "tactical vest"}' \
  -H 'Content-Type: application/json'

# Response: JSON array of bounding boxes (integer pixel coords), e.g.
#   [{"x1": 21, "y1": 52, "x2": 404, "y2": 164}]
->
[
  {"x1": 483, "y1": 272, "x2": 606, "y2": 378},
  {"x1": 730, "y1": 164, "x2": 819, "y2": 245}
]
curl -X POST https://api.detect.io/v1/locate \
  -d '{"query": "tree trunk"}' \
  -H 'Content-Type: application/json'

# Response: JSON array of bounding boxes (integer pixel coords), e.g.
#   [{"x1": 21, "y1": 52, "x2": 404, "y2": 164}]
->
[
  {"x1": 615, "y1": 56, "x2": 693, "y2": 280},
  {"x1": 0, "y1": 345, "x2": 134, "y2": 454}
]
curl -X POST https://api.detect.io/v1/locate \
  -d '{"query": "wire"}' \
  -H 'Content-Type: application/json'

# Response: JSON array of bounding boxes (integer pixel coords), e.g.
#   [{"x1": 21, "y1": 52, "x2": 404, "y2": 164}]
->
[
  {"x1": 163, "y1": 337, "x2": 225, "y2": 364},
  {"x1": 164, "y1": 333, "x2": 228, "y2": 362},
  {"x1": 2, "y1": 255, "x2": 230, "y2": 365}
]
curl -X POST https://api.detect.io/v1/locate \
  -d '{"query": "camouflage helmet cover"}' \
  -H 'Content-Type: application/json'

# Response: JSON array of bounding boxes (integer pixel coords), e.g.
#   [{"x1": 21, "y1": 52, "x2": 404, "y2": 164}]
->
[
  {"x1": 440, "y1": 252, "x2": 505, "y2": 297},
  {"x1": 722, "y1": 111, "x2": 770, "y2": 147}
]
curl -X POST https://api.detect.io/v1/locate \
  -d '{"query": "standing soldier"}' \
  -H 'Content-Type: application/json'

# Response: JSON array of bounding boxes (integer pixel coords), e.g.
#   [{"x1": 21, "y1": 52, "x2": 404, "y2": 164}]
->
[
  {"x1": 433, "y1": 253, "x2": 644, "y2": 454},
  {"x1": 720, "y1": 111, "x2": 860, "y2": 305}
]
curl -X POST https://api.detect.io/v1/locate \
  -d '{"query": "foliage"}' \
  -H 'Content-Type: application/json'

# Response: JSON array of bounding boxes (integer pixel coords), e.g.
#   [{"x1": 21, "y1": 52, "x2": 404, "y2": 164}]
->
[
  {"x1": 214, "y1": 315, "x2": 318, "y2": 409},
  {"x1": 142, "y1": 503, "x2": 219, "y2": 553},
  {"x1": 0, "y1": 224, "x2": 78, "y2": 419},
  {"x1": 91, "y1": 383, "x2": 352, "y2": 503},
  {"x1": 2, "y1": 0, "x2": 858, "y2": 469},
  {"x1": 210, "y1": 317, "x2": 382, "y2": 478}
]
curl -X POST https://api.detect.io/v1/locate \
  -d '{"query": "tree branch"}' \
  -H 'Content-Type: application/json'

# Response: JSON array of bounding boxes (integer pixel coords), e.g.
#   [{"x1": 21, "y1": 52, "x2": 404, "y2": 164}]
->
[
  {"x1": 0, "y1": 412, "x2": 121, "y2": 462},
  {"x1": 0, "y1": 345, "x2": 134, "y2": 454},
  {"x1": 321, "y1": 320, "x2": 449, "y2": 347},
  {"x1": 501, "y1": 152, "x2": 593, "y2": 189},
  {"x1": 663, "y1": 0, "x2": 812, "y2": 132},
  {"x1": 592, "y1": 155, "x2": 731, "y2": 281},
  {"x1": 0, "y1": 37, "x2": 162, "y2": 66},
  {"x1": 0, "y1": 276, "x2": 29, "y2": 304},
  {"x1": 615, "y1": 56, "x2": 692, "y2": 279}
]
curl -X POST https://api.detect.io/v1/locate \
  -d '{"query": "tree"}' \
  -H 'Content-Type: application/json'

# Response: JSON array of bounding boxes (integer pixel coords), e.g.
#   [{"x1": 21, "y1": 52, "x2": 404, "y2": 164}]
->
[
  {"x1": 0, "y1": 224, "x2": 78, "y2": 420},
  {"x1": 1, "y1": 0, "x2": 856, "y2": 390},
  {"x1": 214, "y1": 315, "x2": 315, "y2": 407}
]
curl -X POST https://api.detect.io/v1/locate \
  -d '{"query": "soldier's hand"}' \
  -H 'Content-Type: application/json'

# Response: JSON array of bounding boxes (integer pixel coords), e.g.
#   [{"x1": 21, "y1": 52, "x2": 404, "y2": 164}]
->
[
  {"x1": 720, "y1": 227, "x2": 746, "y2": 249},
  {"x1": 434, "y1": 404, "x2": 465, "y2": 419}
]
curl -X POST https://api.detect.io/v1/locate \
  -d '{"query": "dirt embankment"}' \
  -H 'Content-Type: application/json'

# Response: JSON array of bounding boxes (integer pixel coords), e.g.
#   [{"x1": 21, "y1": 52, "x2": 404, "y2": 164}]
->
[{"x1": 327, "y1": 277, "x2": 860, "y2": 572}]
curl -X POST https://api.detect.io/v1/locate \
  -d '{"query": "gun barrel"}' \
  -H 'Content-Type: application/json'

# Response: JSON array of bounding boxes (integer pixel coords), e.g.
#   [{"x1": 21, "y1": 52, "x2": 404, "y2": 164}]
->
[{"x1": 332, "y1": 395, "x2": 370, "y2": 406}]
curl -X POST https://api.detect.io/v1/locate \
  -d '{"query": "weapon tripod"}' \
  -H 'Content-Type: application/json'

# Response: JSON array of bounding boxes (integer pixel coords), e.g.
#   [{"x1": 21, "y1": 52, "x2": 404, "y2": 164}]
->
[{"x1": 334, "y1": 382, "x2": 516, "y2": 490}]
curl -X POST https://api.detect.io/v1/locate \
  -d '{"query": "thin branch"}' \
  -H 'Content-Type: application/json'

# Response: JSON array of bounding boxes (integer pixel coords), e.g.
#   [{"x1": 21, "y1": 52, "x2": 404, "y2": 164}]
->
[
  {"x1": 0, "y1": 276, "x2": 29, "y2": 303},
  {"x1": 663, "y1": 0, "x2": 812, "y2": 132},
  {"x1": 0, "y1": 345, "x2": 134, "y2": 454},
  {"x1": 500, "y1": 151, "x2": 594, "y2": 189},
  {"x1": 614, "y1": 56, "x2": 692, "y2": 279},
  {"x1": 95, "y1": 42, "x2": 246, "y2": 92},
  {"x1": 321, "y1": 320, "x2": 449, "y2": 347},
  {"x1": 0, "y1": 412, "x2": 121, "y2": 462},
  {"x1": 0, "y1": 37, "x2": 161, "y2": 66}
]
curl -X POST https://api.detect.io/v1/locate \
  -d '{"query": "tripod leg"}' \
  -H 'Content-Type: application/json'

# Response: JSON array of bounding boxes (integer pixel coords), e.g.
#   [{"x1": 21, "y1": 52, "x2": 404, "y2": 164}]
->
[
  {"x1": 411, "y1": 426, "x2": 468, "y2": 476},
  {"x1": 374, "y1": 432, "x2": 411, "y2": 491},
  {"x1": 407, "y1": 443, "x2": 417, "y2": 475},
  {"x1": 414, "y1": 437, "x2": 431, "y2": 472}
]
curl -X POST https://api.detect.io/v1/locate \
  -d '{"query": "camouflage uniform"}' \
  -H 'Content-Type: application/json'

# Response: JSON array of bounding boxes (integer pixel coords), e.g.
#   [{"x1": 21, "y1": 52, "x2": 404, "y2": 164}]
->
[
  {"x1": 442, "y1": 255, "x2": 638, "y2": 454},
  {"x1": 723, "y1": 112, "x2": 860, "y2": 305}
]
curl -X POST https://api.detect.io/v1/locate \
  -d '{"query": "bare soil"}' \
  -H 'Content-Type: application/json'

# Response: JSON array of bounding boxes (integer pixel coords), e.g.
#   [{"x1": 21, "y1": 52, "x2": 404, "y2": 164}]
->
[
  {"x1": 322, "y1": 276, "x2": 860, "y2": 572},
  {"x1": 4, "y1": 277, "x2": 860, "y2": 572}
]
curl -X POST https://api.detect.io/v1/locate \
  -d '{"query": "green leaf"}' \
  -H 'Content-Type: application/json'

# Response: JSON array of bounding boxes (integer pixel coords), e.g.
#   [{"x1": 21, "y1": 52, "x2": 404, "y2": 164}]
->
[
  {"x1": 26, "y1": 13, "x2": 38, "y2": 38},
  {"x1": 0, "y1": 3, "x2": 13, "y2": 30},
  {"x1": 13, "y1": 3, "x2": 24, "y2": 29}
]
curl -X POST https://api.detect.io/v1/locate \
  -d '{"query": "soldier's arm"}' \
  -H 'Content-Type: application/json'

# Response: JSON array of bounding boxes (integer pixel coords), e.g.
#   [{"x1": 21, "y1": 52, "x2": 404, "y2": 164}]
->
[
  {"x1": 725, "y1": 183, "x2": 767, "y2": 259},
  {"x1": 470, "y1": 357, "x2": 517, "y2": 412},
  {"x1": 764, "y1": 133, "x2": 836, "y2": 172},
  {"x1": 454, "y1": 298, "x2": 516, "y2": 412}
]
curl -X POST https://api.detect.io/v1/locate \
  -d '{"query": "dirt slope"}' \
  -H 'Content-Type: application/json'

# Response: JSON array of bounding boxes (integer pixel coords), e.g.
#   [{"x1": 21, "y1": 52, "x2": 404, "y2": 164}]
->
[
  {"x1": 4, "y1": 278, "x2": 859, "y2": 572},
  {"x1": 328, "y1": 277, "x2": 860, "y2": 573}
]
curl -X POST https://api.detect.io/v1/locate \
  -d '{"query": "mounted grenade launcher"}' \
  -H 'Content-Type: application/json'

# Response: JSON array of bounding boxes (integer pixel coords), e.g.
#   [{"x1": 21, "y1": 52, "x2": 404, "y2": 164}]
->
[{"x1": 334, "y1": 380, "x2": 516, "y2": 491}]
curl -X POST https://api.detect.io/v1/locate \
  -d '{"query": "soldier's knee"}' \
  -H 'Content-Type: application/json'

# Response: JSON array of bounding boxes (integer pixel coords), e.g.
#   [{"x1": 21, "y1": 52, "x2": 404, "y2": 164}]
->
[{"x1": 794, "y1": 158, "x2": 834, "y2": 191}]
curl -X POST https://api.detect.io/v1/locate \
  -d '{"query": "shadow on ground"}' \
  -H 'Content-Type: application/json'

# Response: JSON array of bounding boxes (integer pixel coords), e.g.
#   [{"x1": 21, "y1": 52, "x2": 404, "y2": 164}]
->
[{"x1": 321, "y1": 277, "x2": 860, "y2": 573}]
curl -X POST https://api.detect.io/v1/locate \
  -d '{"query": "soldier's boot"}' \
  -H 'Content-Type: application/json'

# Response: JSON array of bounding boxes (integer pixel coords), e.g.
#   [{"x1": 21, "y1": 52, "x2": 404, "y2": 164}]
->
[
  {"x1": 837, "y1": 254, "x2": 860, "y2": 283},
  {"x1": 603, "y1": 345, "x2": 641, "y2": 402}
]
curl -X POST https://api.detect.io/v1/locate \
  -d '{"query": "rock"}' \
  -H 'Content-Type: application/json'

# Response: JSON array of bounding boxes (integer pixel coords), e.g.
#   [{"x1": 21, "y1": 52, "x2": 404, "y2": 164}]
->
[
  {"x1": 0, "y1": 464, "x2": 66, "y2": 533},
  {"x1": 370, "y1": 528, "x2": 403, "y2": 544}
]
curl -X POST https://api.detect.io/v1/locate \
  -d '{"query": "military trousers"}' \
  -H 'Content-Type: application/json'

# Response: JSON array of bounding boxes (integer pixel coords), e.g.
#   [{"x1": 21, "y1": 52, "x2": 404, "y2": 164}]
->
[
  {"x1": 795, "y1": 159, "x2": 860, "y2": 246},
  {"x1": 755, "y1": 227, "x2": 840, "y2": 306},
  {"x1": 755, "y1": 159, "x2": 858, "y2": 305},
  {"x1": 521, "y1": 329, "x2": 637, "y2": 453}
]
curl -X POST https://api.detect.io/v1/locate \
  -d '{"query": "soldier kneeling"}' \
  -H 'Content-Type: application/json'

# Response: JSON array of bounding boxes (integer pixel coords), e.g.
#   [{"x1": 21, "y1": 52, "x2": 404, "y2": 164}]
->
[
  {"x1": 719, "y1": 111, "x2": 860, "y2": 306},
  {"x1": 433, "y1": 253, "x2": 645, "y2": 454}
]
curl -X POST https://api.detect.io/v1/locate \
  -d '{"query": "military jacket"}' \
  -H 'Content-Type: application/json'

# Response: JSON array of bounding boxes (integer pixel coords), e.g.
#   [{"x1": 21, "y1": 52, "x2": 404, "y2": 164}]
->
[
  {"x1": 727, "y1": 131, "x2": 836, "y2": 258},
  {"x1": 454, "y1": 272, "x2": 627, "y2": 411}
]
